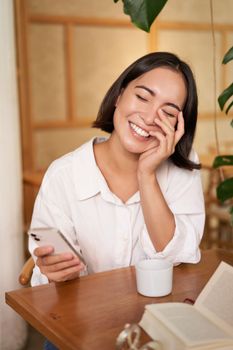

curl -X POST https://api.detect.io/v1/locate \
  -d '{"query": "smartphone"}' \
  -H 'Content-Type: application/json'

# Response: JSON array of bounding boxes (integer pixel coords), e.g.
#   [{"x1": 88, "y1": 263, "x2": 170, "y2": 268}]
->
[{"x1": 28, "y1": 227, "x2": 85, "y2": 264}]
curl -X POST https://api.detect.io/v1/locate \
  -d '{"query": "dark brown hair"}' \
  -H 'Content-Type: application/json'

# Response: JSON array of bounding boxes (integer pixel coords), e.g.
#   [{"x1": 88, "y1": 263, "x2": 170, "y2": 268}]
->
[{"x1": 93, "y1": 52, "x2": 200, "y2": 170}]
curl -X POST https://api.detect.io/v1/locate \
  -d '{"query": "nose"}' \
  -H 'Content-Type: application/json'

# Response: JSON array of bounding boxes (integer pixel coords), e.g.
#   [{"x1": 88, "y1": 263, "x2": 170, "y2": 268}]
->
[{"x1": 140, "y1": 109, "x2": 160, "y2": 126}]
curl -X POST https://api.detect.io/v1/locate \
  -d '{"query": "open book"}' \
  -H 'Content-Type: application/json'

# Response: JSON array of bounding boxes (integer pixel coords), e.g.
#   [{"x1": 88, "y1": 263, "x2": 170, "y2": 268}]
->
[{"x1": 139, "y1": 261, "x2": 233, "y2": 350}]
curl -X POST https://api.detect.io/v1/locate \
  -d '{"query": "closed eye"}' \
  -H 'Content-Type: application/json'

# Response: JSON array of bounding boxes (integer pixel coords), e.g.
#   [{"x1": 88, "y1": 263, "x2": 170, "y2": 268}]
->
[
  {"x1": 136, "y1": 94, "x2": 148, "y2": 102},
  {"x1": 162, "y1": 109, "x2": 176, "y2": 118}
]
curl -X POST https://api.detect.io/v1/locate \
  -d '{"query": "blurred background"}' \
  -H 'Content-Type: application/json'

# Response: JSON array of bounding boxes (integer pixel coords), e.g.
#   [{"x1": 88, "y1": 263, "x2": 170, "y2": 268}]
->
[{"x1": 1, "y1": 0, "x2": 232, "y2": 349}]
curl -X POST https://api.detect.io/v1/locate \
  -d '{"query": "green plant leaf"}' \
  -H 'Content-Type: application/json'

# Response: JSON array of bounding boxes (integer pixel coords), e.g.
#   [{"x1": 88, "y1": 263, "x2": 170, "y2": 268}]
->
[
  {"x1": 226, "y1": 100, "x2": 233, "y2": 114},
  {"x1": 217, "y1": 177, "x2": 233, "y2": 203},
  {"x1": 218, "y1": 82, "x2": 233, "y2": 110},
  {"x1": 222, "y1": 46, "x2": 233, "y2": 64},
  {"x1": 231, "y1": 119, "x2": 233, "y2": 127},
  {"x1": 120, "y1": 0, "x2": 168, "y2": 32},
  {"x1": 213, "y1": 155, "x2": 233, "y2": 168}
]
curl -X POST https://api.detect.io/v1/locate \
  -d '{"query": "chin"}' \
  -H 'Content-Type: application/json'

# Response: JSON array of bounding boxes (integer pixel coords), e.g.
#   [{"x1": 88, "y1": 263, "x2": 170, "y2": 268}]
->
[{"x1": 122, "y1": 138, "x2": 158, "y2": 154}]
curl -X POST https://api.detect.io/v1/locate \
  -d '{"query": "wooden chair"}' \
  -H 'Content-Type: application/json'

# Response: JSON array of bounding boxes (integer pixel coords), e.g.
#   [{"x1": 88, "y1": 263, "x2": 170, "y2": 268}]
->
[
  {"x1": 200, "y1": 142, "x2": 233, "y2": 251},
  {"x1": 19, "y1": 257, "x2": 34, "y2": 286},
  {"x1": 201, "y1": 164, "x2": 233, "y2": 250}
]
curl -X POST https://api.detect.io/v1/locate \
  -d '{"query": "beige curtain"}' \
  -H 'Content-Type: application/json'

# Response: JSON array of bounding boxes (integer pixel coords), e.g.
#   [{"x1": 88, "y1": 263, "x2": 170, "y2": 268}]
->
[{"x1": 0, "y1": 0, "x2": 27, "y2": 349}]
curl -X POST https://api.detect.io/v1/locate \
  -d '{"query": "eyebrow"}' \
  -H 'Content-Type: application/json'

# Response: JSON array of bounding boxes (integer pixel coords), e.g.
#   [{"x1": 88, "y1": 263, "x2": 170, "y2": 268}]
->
[
  {"x1": 135, "y1": 85, "x2": 181, "y2": 111},
  {"x1": 165, "y1": 102, "x2": 181, "y2": 112},
  {"x1": 135, "y1": 85, "x2": 155, "y2": 96}
]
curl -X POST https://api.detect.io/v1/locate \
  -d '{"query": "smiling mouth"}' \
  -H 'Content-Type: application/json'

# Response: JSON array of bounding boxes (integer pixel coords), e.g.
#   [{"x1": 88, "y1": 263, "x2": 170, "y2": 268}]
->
[{"x1": 129, "y1": 122, "x2": 150, "y2": 138}]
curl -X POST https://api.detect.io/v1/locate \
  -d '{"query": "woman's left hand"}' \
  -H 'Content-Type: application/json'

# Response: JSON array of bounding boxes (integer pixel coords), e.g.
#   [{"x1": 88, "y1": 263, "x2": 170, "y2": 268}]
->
[{"x1": 137, "y1": 110, "x2": 185, "y2": 177}]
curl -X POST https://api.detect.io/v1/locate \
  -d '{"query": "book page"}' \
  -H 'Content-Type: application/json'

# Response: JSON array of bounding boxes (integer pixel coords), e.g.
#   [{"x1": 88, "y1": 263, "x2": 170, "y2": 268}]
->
[
  {"x1": 195, "y1": 261, "x2": 233, "y2": 336},
  {"x1": 145, "y1": 303, "x2": 233, "y2": 347}
]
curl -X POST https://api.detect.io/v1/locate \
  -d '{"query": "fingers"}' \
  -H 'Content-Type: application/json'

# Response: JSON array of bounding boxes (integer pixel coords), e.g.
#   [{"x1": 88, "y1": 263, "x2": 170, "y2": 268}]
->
[
  {"x1": 150, "y1": 124, "x2": 174, "y2": 155},
  {"x1": 155, "y1": 110, "x2": 176, "y2": 134},
  {"x1": 153, "y1": 110, "x2": 185, "y2": 149},
  {"x1": 34, "y1": 245, "x2": 54, "y2": 257},
  {"x1": 153, "y1": 114, "x2": 175, "y2": 149},
  {"x1": 46, "y1": 262, "x2": 84, "y2": 282},
  {"x1": 41, "y1": 257, "x2": 82, "y2": 272},
  {"x1": 36, "y1": 252, "x2": 77, "y2": 269},
  {"x1": 174, "y1": 111, "x2": 185, "y2": 144},
  {"x1": 138, "y1": 111, "x2": 185, "y2": 175},
  {"x1": 33, "y1": 246, "x2": 84, "y2": 282},
  {"x1": 37, "y1": 255, "x2": 83, "y2": 275},
  {"x1": 34, "y1": 246, "x2": 76, "y2": 265},
  {"x1": 37, "y1": 256, "x2": 84, "y2": 282},
  {"x1": 52, "y1": 264, "x2": 85, "y2": 282},
  {"x1": 149, "y1": 130, "x2": 167, "y2": 152}
]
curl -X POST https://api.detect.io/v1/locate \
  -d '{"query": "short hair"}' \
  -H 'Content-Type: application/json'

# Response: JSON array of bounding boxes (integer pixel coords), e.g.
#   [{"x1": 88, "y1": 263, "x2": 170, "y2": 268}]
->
[{"x1": 93, "y1": 52, "x2": 200, "y2": 170}]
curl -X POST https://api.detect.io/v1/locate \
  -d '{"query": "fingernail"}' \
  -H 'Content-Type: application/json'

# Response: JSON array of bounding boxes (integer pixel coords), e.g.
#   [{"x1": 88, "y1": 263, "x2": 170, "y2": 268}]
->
[{"x1": 45, "y1": 246, "x2": 54, "y2": 254}]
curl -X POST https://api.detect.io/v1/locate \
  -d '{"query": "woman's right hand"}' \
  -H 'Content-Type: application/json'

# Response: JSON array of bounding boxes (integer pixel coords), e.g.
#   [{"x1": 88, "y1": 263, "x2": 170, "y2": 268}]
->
[{"x1": 34, "y1": 246, "x2": 85, "y2": 282}]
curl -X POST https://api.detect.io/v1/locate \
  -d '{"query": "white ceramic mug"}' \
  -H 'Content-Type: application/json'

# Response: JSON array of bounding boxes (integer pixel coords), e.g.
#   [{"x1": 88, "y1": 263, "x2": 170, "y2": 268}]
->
[{"x1": 135, "y1": 259, "x2": 173, "y2": 297}]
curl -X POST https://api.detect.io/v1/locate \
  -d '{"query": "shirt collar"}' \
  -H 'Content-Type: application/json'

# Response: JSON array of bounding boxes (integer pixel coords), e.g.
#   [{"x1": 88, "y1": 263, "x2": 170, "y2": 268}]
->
[{"x1": 73, "y1": 137, "x2": 107, "y2": 200}]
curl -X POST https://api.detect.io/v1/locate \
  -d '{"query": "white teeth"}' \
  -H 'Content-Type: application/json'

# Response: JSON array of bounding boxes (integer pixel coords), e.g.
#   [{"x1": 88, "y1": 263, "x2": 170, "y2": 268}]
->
[{"x1": 130, "y1": 122, "x2": 149, "y2": 138}]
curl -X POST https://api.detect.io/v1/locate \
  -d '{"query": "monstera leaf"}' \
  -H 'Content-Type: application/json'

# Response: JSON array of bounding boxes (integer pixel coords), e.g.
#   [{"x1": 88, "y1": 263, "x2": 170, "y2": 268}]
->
[
  {"x1": 222, "y1": 46, "x2": 233, "y2": 64},
  {"x1": 218, "y1": 46, "x2": 233, "y2": 118},
  {"x1": 114, "y1": 0, "x2": 168, "y2": 32},
  {"x1": 213, "y1": 155, "x2": 233, "y2": 168},
  {"x1": 216, "y1": 178, "x2": 233, "y2": 203},
  {"x1": 213, "y1": 156, "x2": 233, "y2": 211},
  {"x1": 218, "y1": 83, "x2": 233, "y2": 115}
]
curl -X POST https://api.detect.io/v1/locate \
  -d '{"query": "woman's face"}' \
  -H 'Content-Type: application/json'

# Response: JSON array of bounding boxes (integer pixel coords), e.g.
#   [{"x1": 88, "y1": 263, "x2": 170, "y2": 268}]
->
[{"x1": 112, "y1": 67, "x2": 187, "y2": 154}]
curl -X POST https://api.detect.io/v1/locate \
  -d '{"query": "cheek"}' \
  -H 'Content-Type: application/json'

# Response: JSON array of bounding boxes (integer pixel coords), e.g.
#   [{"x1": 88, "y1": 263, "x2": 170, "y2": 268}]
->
[
  {"x1": 113, "y1": 110, "x2": 126, "y2": 131},
  {"x1": 116, "y1": 94, "x2": 140, "y2": 113}
]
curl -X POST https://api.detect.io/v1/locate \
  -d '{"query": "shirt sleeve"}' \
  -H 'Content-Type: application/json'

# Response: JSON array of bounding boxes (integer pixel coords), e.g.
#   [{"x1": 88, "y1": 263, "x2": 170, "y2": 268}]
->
[
  {"x1": 29, "y1": 163, "x2": 85, "y2": 286},
  {"x1": 139, "y1": 151, "x2": 205, "y2": 264}
]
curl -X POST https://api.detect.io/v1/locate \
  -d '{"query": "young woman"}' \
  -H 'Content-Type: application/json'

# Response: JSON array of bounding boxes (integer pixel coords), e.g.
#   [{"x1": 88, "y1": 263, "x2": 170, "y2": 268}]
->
[{"x1": 29, "y1": 52, "x2": 205, "y2": 286}]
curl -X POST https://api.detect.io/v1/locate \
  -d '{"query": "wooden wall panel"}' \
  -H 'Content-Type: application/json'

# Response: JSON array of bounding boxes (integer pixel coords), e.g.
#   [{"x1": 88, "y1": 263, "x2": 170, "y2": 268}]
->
[
  {"x1": 34, "y1": 128, "x2": 108, "y2": 170},
  {"x1": 158, "y1": 0, "x2": 210, "y2": 23},
  {"x1": 212, "y1": 0, "x2": 233, "y2": 24},
  {"x1": 73, "y1": 26, "x2": 147, "y2": 119},
  {"x1": 28, "y1": 23, "x2": 67, "y2": 122},
  {"x1": 158, "y1": 0, "x2": 233, "y2": 24},
  {"x1": 194, "y1": 117, "x2": 233, "y2": 154},
  {"x1": 26, "y1": 0, "x2": 125, "y2": 18}
]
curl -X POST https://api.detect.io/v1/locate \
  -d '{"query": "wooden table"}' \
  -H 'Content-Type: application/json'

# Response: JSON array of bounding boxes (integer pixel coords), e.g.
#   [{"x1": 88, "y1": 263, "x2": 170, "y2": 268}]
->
[{"x1": 5, "y1": 249, "x2": 233, "y2": 350}]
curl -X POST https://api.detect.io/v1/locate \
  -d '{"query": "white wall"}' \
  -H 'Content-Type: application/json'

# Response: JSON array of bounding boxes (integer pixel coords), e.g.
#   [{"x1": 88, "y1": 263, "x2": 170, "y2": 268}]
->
[{"x1": 0, "y1": 0, "x2": 27, "y2": 349}]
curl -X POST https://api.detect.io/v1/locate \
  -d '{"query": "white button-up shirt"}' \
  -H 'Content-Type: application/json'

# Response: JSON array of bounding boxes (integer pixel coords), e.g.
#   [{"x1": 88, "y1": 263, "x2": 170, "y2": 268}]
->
[{"x1": 29, "y1": 137, "x2": 205, "y2": 286}]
